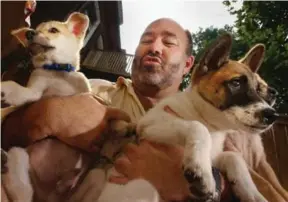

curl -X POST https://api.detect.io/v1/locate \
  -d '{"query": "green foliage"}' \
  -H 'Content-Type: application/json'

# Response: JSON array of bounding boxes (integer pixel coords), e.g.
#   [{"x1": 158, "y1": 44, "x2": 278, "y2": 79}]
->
[{"x1": 181, "y1": 1, "x2": 288, "y2": 113}]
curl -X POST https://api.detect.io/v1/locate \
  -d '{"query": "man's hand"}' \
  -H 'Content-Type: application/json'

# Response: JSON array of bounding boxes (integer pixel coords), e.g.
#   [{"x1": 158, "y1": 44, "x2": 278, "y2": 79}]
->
[
  {"x1": 110, "y1": 140, "x2": 233, "y2": 201},
  {"x1": 1, "y1": 93, "x2": 131, "y2": 152},
  {"x1": 109, "y1": 140, "x2": 190, "y2": 201}
]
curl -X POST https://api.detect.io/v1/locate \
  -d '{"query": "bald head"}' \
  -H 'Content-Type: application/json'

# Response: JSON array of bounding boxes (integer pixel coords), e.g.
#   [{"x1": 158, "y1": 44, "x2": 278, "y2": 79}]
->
[
  {"x1": 145, "y1": 18, "x2": 185, "y2": 32},
  {"x1": 144, "y1": 18, "x2": 192, "y2": 56}
]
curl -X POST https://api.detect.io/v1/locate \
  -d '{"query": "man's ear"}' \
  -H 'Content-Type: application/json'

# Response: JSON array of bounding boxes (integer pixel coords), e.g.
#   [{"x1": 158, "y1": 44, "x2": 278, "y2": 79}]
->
[
  {"x1": 66, "y1": 12, "x2": 89, "y2": 38},
  {"x1": 10, "y1": 27, "x2": 32, "y2": 47},
  {"x1": 191, "y1": 33, "x2": 232, "y2": 82},
  {"x1": 183, "y1": 55, "x2": 194, "y2": 75},
  {"x1": 238, "y1": 44, "x2": 265, "y2": 73}
]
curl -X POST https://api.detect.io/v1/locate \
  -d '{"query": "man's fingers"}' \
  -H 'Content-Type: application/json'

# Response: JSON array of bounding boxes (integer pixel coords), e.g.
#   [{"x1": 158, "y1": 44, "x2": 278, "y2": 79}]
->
[
  {"x1": 114, "y1": 156, "x2": 132, "y2": 177},
  {"x1": 148, "y1": 141, "x2": 184, "y2": 160},
  {"x1": 108, "y1": 176, "x2": 129, "y2": 184},
  {"x1": 122, "y1": 143, "x2": 142, "y2": 161}
]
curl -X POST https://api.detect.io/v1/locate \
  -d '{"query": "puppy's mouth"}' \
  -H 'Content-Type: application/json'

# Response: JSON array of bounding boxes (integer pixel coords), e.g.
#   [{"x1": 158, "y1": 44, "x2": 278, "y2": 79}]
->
[
  {"x1": 243, "y1": 123, "x2": 268, "y2": 130},
  {"x1": 28, "y1": 43, "x2": 55, "y2": 55}
]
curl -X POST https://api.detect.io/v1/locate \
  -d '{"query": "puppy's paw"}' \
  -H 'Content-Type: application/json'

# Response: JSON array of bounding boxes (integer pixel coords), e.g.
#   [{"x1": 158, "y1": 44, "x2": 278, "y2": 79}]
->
[
  {"x1": 1, "y1": 86, "x2": 12, "y2": 108},
  {"x1": 183, "y1": 166, "x2": 218, "y2": 202},
  {"x1": 1, "y1": 81, "x2": 22, "y2": 107}
]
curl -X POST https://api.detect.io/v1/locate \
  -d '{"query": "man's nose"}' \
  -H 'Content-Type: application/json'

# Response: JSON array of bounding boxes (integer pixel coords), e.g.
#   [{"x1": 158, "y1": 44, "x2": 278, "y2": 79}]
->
[{"x1": 149, "y1": 38, "x2": 163, "y2": 55}]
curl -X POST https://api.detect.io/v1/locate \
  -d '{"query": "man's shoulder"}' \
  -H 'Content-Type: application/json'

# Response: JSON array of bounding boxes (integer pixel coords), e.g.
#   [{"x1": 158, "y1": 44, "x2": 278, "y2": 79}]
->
[
  {"x1": 89, "y1": 77, "x2": 134, "y2": 105},
  {"x1": 89, "y1": 78, "x2": 115, "y2": 89},
  {"x1": 89, "y1": 77, "x2": 132, "y2": 92}
]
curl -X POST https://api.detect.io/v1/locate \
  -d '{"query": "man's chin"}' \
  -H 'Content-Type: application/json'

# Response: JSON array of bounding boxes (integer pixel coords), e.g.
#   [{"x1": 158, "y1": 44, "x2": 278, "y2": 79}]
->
[
  {"x1": 142, "y1": 65, "x2": 161, "y2": 73},
  {"x1": 138, "y1": 74, "x2": 163, "y2": 86}
]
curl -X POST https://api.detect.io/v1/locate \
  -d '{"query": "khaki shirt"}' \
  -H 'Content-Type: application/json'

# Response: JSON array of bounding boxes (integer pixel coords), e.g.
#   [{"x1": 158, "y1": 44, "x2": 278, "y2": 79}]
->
[{"x1": 91, "y1": 77, "x2": 146, "y2": 123}]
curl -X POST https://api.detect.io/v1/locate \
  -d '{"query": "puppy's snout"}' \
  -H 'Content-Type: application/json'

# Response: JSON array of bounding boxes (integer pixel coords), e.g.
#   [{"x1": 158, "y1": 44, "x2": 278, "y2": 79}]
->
[
  {"x1": 260, "y1": 108, "x2": 277, "y2": 125},
  {"x1": 26, "y1": 30, "x2": 37, "y2": 41}
]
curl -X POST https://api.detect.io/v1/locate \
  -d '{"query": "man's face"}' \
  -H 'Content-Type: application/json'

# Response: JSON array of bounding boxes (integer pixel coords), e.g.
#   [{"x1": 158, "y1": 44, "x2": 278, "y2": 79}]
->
[{"x1": 131, "y1": 19, "x2": 191, "y2": 90}]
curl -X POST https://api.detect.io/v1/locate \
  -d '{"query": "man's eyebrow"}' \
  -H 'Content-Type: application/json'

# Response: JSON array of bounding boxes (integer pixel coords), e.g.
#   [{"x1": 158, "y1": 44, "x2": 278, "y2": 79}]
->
[
  {"x1": 141, "y1": 32, "x2": 154, "y2": 38},
  {"x1": 161, "y1": 31, "x2": 177, "y2": 38},
  {"x1": 141, "y1": 31, "x2": 177, "y2": 38}
]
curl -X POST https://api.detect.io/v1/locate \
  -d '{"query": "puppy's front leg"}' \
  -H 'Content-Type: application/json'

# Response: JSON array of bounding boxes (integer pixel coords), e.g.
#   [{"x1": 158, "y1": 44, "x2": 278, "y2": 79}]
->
[
  {"x1": 1, "y1": 72, "x2": 46, "y2": 106},
  {"x1": 71, "y1": 72, "x2": 92, "y2": 93},
  {"x1": 141, "y1": 119, "x2": 217, "y2": 201},
  {"x1": 214, "y1": 151, "x2": 267, "y2": 202}
]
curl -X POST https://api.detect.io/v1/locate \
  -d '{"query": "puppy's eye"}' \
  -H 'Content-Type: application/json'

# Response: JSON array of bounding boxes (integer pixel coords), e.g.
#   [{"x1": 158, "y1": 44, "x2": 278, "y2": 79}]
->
[
  {"x1": 229, "y1": 79, "x2": 241, "y2": 89},
  {"x1": 48, "y1": 27, "x2": 59, "y2": 33}
]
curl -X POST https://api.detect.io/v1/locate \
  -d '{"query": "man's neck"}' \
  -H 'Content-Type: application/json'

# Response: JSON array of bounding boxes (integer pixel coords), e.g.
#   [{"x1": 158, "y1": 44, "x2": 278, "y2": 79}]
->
[{"x1": 133, "y1": 83, "x2": 180, "y2": 111}]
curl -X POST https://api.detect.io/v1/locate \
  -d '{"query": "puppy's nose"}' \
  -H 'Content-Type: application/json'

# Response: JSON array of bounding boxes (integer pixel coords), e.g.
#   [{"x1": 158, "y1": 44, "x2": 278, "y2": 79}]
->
[
  {"x1": 25, "y1": 30, "x2": 37, "y2": 41},
  {"x1": 268, "y1": 87, "x2": 278, "y2": 97},
  {"x1": 261, "y1": 108, "x2": 277, "y2": 125}
]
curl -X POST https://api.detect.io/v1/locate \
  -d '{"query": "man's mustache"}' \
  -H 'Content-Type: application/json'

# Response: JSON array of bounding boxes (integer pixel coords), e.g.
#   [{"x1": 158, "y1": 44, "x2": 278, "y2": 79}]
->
[{"x1": 137, "y1": 52, "x2": 164, "y2": 66}]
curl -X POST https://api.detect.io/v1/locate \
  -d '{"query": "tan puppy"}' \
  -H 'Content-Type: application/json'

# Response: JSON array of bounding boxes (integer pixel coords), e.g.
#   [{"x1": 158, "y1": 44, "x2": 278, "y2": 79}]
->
[
  {"x1": 1, "y1": 12, "x2": 132, "y2": 151},
  {"x1": 1, "y1": 13, "x2": 133, "y2": 202},
  {"x1": 1, "y1": 12, "x2": 91, "y2": 106}
]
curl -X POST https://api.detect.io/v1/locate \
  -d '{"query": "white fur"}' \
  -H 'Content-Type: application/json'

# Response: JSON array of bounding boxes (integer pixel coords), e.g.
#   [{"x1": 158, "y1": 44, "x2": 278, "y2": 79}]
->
[
  {"x1": 2, "y1": 147, "x2": 33, "y2": 202},
  {"x1": 224, "y1": 102, "x2": 274, "y2": 134}
]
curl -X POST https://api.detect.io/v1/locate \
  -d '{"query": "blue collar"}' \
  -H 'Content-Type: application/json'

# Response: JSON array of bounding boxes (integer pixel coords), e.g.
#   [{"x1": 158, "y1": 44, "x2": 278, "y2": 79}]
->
[{"x1": 43, "y1": 63, "x2": 76, "y2": 72}]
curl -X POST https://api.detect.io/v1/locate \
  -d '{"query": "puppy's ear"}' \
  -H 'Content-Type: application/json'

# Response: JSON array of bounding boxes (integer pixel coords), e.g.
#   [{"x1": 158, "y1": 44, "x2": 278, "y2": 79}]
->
[
  {"x1": 239, "y1": 44, "x2": 265, "y2": 73},
  {"x1": 66, "y1": 12, "x2": 89, "y2": 38},
  {"x1": 10, "y1": 27, "x2": 31, "y2": 47},
  {"x1": 192, "y1": 33, "x2": 232, "y2": 83}
]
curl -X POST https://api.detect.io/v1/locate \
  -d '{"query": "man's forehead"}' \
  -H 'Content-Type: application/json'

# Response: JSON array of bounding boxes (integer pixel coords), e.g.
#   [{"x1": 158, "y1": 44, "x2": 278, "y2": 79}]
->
[{"x1": 143, "y1": 19, "x2": 186, "y2": 39}]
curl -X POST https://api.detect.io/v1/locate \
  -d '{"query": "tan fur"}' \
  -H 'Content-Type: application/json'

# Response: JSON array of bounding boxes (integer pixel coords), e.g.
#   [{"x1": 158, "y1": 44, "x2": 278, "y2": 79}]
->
[
  {"x1": 239, "y1": 44, "x2": 265, "y2": 73},
  {"x1": 10, "y1": 12, "x2": 89, "y2": 70},
  {"x1": 197, "y1": 61, "x2": 254, "y2": 109}
]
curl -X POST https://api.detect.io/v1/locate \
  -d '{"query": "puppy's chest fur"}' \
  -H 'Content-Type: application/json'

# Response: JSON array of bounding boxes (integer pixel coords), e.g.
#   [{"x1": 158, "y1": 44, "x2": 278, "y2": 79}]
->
[
  {"x1": 137, "y1": 90, "x2": 230, "y2": 159},
  {"x1": 31, "y1": 68, "x2": 89, "y2": 97}
]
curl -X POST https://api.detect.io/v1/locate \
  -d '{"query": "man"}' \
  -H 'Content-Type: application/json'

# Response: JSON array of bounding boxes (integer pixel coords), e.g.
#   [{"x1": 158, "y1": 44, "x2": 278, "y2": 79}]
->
[{"x1": 2, "y1": 18, "x2": 233, "y2": 201}]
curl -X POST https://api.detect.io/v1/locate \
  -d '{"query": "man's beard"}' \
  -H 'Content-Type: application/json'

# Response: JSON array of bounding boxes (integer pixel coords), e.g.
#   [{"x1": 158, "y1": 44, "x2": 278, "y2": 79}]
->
[{"x1": 131, "y1": 57, "x2": 181, "y2": 89}]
